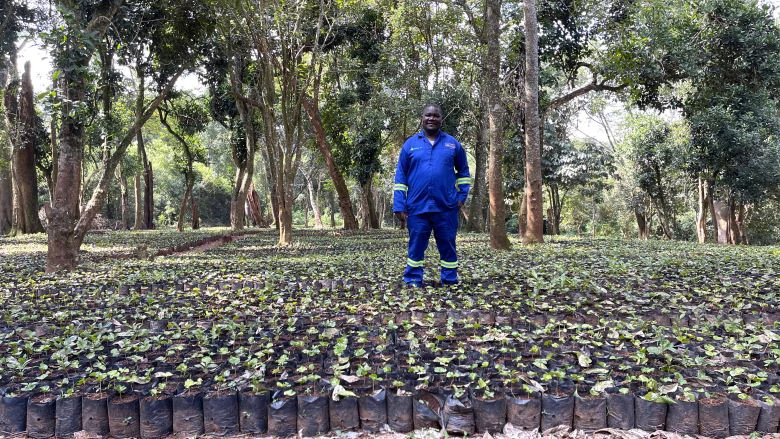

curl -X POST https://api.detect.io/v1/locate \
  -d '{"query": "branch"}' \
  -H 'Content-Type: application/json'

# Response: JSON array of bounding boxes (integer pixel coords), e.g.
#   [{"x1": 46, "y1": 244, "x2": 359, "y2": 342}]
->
[
  {"x1": 543, "y1": 74, "x2": 627, "y2": 115},
  {"x1": 85, "y1": 0, "x2": 122, "y2": 35},
  {"x1": 73, "y1": 66, "x2": 184, "y2": 243}
]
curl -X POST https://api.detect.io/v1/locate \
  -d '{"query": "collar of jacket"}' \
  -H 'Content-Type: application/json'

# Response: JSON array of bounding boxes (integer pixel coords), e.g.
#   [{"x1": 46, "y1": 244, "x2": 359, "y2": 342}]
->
[{"x1": 417, "y1": 130, "x2": 444, "y2": 144}]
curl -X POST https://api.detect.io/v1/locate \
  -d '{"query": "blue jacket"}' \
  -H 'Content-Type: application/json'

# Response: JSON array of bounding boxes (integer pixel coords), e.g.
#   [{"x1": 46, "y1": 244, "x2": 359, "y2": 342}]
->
[{"x1": 393, "y1": 131, "x2": 472, "y2": 215}]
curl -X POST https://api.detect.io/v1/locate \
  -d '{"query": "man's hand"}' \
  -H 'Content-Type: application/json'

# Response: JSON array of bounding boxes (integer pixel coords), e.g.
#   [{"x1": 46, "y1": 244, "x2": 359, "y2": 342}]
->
[{"x1": 395, "y1": 212, "x2": 408, "y2": 229}]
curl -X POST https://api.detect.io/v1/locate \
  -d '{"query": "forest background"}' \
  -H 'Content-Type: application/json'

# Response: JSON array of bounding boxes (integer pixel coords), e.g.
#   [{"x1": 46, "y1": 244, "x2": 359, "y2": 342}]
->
[{"x1": 2, "y1": 0, "x2": 780, "y2": 272}]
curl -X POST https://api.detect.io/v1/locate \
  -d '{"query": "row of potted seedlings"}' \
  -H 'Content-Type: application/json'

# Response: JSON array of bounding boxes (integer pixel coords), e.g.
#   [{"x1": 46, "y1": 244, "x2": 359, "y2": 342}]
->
[
  {"x1": 2, "y1": 276, "x2": 779, "y2": 332},
  {"x1": 1, "y1": 302, "x2": 778, "y2": 437}
]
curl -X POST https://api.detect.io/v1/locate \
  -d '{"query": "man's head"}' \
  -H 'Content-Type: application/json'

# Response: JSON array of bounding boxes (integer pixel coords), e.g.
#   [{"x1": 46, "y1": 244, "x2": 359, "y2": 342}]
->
[{"x1": 421, "y1": 104, "x2": 443, "y2": 137}]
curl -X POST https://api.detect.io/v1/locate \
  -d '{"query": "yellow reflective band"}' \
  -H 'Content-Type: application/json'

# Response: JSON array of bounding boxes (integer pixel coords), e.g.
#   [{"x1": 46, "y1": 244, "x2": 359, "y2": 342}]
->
[
  {"x1": 440, "y1": 260, "x2": 458, "y2": 268},
  {"x1": 394, "y1": 184, "x2": 408, "y2": 192},
  {"x1": 407, "y1": 258, "x2": 424, "y2": 267},
  {"x1": 455, "y1": 177, "x2": 473, "y2": 187}
]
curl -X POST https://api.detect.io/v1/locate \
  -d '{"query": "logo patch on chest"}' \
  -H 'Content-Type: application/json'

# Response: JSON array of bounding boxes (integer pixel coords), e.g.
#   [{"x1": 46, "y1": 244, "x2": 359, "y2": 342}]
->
[{"x1": 444, "y1": 142, "x2": 456, "y2": 149}]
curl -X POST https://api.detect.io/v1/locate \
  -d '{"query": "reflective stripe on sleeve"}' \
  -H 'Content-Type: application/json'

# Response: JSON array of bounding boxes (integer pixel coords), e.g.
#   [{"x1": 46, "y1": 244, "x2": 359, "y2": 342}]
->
[
  {"x1": 394, "y1": 183, "x2": 409, "y2": 192},
  {"x1": 455, "y1": 177, "x2": 473, "y2": 188}
]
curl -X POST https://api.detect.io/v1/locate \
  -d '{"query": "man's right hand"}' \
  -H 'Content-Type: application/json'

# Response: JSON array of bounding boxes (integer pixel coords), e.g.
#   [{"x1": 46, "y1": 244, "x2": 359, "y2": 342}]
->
[{"x1": 395, "y1": 212, "x2": 408, "y2": 229}]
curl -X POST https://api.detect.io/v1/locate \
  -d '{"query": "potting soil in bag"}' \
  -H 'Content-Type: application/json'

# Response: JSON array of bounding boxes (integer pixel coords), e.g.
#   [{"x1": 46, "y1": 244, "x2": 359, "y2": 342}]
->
[
  {"x1": 81, "y1": 395, "x2": 109, "y2": 436},
  {"x1": 107, "y1": 396, "x2": 141, "y2": 438},
  {"x1": 172, "y1": 393, "x2": 204, "y2": 435},
  {"x1": 472, "y1": 395, "x2": 506, "y2": 433},
  {"x1": 443, "y1": 394, "x2": 475, "y2": 435},
  {"x1": 139, "y1": 397, "x2": 173, "y2": 438},
  {"x1": 203, "y1": 392, "x2": 239, "y2": 435},
  {"x1": 358, "y1": 389, "x2": 387, "y2": 432},
  {"x1": 238, "y1": 391, "x2": 269, "y2": 434},
  {"x1": 606, "y1": 393, "x2": 634, "y2": 429},
  {"x1": 573, "y1": 395, "x2": 606, "y2": 431},
  {"x1": 26, "y1": 397, "x2": 55, "y2": 439},
  {"x1": 665, "y1": 399, "x2": 698, "y2": 435},
  {"x1": 268, "y1": 397, "x2": 297, "y2": 437},
  {"x1": 55, "y1": 396, "x2": 82, "y2": 438},
  {"x1": 387, "y1": 390, "x2": 413, "y2": 432},
  {"x1": 699, "y1": 397, "x2": 729, "y2": 438},
  {"x1": 634, "y1": 396, "x2": 666, "y2": 432},
  {"x1": 506, "y1": 395, "x2": 541, "y2": 429},
  {"x1": 756, "y1": 398, "x2": 780, "y2": 433},
  {"x1": 0, "y1": 395, "x2": 27, "y2": 434},
  {"x1": 413, "y1": 390, "x2": 442, "y2": 430},
  {"x1": 728, "y1": 397, "x2": 761, "y2": 435},
  {"x1": 297, "y1": 394, "x2": 329, "y2": 437},
  {"x1": 329, "y1": 395, "x2": 359, "y2": 431},
  {"x1": 541, "y1": 394, "x2": 574, "y2": 431}
]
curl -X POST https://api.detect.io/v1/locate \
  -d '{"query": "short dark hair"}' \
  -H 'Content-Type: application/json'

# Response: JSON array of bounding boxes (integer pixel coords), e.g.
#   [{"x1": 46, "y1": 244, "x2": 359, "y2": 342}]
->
[{"x1": 421, "y1": 104, "x2": 443, "y2": 116}]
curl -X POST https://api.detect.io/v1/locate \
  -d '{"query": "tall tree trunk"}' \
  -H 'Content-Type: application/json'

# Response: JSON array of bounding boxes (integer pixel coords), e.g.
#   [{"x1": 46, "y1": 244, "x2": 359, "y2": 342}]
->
[
  {"x1": 517, "y1": 192, "x2": 527, "y2": 238},
  {"x1": 305, "y1": 173, "x2": 323, "y2": 228},
  {"x1": 133, "y1": 173, "x2": 142, "y2": 229},
  {"x1": 0, "y1": 169, "x2": 10, "y2": 234},
  {"x1": 303, "y1": 192, "x2": 309, "y2": 228},
  {"x1": 302, "y1": 96, "x2": 358, "y2": 230},
  {"x1": 6, "y1": 62, "x2": 44, "y2": 234},
  {"x1": 696, "y1": 176, "x2": 709, "y2": 243},
  {"x1": 362, "y1": 178, "x2": 379, "y2": 229},
  {"x1": 177, "y1": 171, "x2": 193, "y2": 232},
  {"x1": 728, "y1": 197, "x2": 740, "y2": 245},
  {"x1": 467, "y1": 104, "x2": 488, "y2": 232},
  {"x1": 652, "y1": 199, "x2": 673, "y2": 239},
  {"x1": 635, "y1": 206, "x2": 649, "y2": 240},
  {"x1": 712, "y1": 199, "x2": 730, "y2": 244},
  {"x1": 134, "y1": 65, "x2": 153, "y2": 230},
  {"x1": 708, "y1": 186, "x2": 719, "y2": 244},
  {"x1": 522, "y1": 0, "x2": 544, "y2": 244},
  {"x1": 144, "y1": 161, "x2": 154, "y2": 228},
  {"x1": 229, "y1": 59, "x2": 258, "y2": 232},
  {"x1": 116, "y1": 163, "x2": 128, "y2": 229},
  {"x1": 485, "y1": 0, "x2": 511, "y2": 250},
  {"x1": 260, "y1": 145, "x2": 279, "y2": 229},
  {"x1": 735, "y1": 203, "x2": 748, "y2": 245},
  {"x1": 191, "y1": 195, "x2": 200, "y2": 230},
  {"x1": 0, "y1": 62, "x2": 13, "y2": 235},
  {"x1": 47, "y1": 50, "x2": 91, "y2": 271},
  {"x1": 246, "y1": 182, "x2": 265, "y2": 227},
  {"x1": 328, "y1": 190, "x2": 336, "y2": 228},
  {"x1": 548, "y1": 184, "x2": 561, "y2": 235}
]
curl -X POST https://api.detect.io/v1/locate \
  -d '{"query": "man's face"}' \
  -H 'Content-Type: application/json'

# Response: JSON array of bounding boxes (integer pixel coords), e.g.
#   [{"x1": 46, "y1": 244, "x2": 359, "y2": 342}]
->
[{"x1": 422, "y1": 106, "x2": 442, "y2": 133}]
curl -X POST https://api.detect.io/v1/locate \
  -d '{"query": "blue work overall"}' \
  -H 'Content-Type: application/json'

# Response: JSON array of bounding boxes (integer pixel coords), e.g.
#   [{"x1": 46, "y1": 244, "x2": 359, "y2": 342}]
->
[{"x1": 393, "y1": 131, "x2": 471, "y2": 285}]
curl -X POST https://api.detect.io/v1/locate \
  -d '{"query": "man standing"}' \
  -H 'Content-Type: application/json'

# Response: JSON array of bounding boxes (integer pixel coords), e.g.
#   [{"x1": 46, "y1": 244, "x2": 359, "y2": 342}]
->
[{"x1": 393, "y1": 104, "x2": 472, "y2": 286}]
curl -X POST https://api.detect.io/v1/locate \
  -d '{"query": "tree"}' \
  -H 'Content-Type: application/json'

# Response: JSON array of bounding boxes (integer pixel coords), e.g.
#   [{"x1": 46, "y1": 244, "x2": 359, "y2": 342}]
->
[
  {"x1": 220, "y1": 0, "x2": 330, "y2": 245},
  {"x1": 681, "y1": 0, "x2": 780, "y2": 244},
  {"x1": 478, "y1": 0, "x2": 509, "y2": 249},
  {"x1": 45, "y1": 0, "x2": 212, "y2": 271},
  {"x1": 4, "y1": 62, "x2": 46, "y2": 234},
  {"x1": 157, "y1": 94, "x2": 208, "y2": 232},
  {"x1": 522, "y1": 0, "x2": 543, "y2": 244},
  {"x1": 1, "y1": 0, "x2": 38, "y2": 235},
  {"x1": 621, "y1": 116, "x2": 689, "y2": 239}
]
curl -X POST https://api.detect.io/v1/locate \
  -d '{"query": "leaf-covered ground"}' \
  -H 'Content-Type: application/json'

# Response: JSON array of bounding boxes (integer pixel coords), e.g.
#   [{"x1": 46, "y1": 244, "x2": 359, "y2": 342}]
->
[{"x1": 0, "y1": 229, "x2": 779, "y2": 434}]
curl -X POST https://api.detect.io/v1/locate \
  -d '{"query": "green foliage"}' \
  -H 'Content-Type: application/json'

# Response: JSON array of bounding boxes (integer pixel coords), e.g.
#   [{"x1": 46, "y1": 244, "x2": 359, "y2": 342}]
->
[
  {"x1": 683, "y1": 0, "x2": 780, "y2": 203},
  {"x1": 619, "y1": 114, "x2": 691, "y2": 238}
]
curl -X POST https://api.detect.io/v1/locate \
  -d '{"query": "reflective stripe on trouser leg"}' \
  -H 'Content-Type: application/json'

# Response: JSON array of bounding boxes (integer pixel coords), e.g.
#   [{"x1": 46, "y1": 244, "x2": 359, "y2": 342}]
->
[
  {"x1": 403, "y1": 213, "x2": 433, "y2": 285},
  {"x1": 432, "y1": 209, "x2": 459, "y2": 283}
]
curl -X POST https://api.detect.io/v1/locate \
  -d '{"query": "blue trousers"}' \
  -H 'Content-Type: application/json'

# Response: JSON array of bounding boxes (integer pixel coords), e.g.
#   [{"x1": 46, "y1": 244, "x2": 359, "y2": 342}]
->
[{"x1": 403, "y1": 210, "x2": 459, "y2": 285}]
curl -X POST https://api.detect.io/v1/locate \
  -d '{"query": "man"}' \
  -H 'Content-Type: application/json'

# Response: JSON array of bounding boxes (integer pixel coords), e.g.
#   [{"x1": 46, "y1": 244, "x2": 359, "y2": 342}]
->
[{"x1": 393, "y1": 104, "x2": 472, "y2": 286}]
